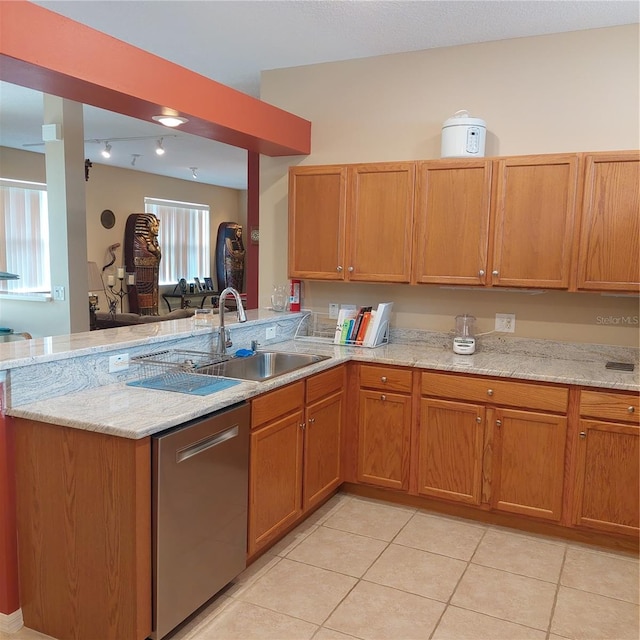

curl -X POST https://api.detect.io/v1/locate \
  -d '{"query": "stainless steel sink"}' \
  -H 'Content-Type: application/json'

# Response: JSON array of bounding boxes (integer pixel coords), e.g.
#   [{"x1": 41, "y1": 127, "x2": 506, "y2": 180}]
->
[{"x1": 198, "y1": 351, "x2": 331, "y2": 381}]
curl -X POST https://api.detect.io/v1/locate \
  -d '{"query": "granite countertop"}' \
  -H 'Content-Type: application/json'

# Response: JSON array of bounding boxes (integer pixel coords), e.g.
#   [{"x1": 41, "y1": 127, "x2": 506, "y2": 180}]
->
[{"x1": 7, "y1": 328, "x2": 638, "y2": 440}]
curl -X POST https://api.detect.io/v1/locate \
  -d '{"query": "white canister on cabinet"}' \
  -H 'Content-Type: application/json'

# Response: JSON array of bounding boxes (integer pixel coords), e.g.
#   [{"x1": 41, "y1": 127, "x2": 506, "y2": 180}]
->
[{"x1": 441, "y1": 110, "x2": 486, "y2": 158}]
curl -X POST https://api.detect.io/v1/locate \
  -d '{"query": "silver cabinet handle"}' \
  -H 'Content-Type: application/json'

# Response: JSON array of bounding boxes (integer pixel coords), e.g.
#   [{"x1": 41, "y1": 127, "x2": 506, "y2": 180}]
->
[
  {"x1": 381, "y1": 394, "x2": 386, "y2": 401},
  {"x1": 628, "y1": 406, "x2": 635, "y2": 413},
  {"x1": 492, "y1": 270, "x2": 499, "y2": 276},
  {"x1": 579, "y1": 431, "x2": 587, "y2": 439},
  {"x1": 348, "y1": 266, "x2": 354, "y2": 272},
  {"x1": 381, "y1": 376, "x2": 387, "y2": 383},
  {"x1": 308, "y1": 417, "x2": 315, "y2": 424},
  {"x1": 337, "y1": 266, "x2": 343, "y2": 272},
  {"x1": 479, "y1": 270, "x2": 485, "y2": 276},
  {"x1": 496, "y1": 419, "x2": 502, "y2": 427},
  {"x1": 300, "y1": 422, "x2": 306, "y2": 430},
  {"x1": 476, "y1": 416, "x2": 482, "y2": 423},
  {"x1": 487, "y1": 389, "x2": 494, "y2": 396}
]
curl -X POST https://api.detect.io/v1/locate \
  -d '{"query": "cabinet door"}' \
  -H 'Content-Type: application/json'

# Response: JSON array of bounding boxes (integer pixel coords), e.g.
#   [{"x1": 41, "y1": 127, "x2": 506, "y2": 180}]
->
[
  {"x1": 413, "y1": 160, "x2": 492, "y2": 285},
  {"x1": 576, "y1": 152, "x2": 640, "y2": 292},
  {"x1": 347, "y1": 163, "x2": 415, "y2": 282},
  {"x1": 573, "y1": 420, "x2": 639, "y2": 536},
  {"x1": 248, "y1": 411, "x2": 304, "y2": 555},
  {"x1": 288, "y1": 166, "x2": 347, "y2": 279},
  {"x1": 303, "y1": 390, "x2": 343, "y2": 511},
  {"x1": 491, "y1": 154, "x2": 579, "y2": 288},
  {"x1": 418, "y1": 399, "x2": 484, "y2": 505},
  {"x1": 491, "y1": 408, "x2": 566, "y2": 521},
  {"x1": 357, "y1": 389, "x2": 412, "y2": 491}
]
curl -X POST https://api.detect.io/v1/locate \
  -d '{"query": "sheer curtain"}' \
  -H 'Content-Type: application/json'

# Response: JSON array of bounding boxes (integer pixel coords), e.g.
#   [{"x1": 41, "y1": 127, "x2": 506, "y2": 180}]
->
[
  {"x1": 0, "y1": 179, "x2": 50, "y2": 293},
  {"x1": 144, "y1": 197, "x2": 210, "y2": 285}
]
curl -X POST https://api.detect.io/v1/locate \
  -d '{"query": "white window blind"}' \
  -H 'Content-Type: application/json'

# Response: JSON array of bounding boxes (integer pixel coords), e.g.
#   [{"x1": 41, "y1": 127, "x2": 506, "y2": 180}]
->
[
  {"x1": 0, "y1": 179, "x2": 50, "y2": 293},
  {"x1": 144, "y1": 197, "x2": 210, "y2": 285}
]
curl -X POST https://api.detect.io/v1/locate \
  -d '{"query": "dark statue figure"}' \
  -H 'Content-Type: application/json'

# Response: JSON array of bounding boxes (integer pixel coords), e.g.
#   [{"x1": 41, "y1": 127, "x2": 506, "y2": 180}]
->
[
  {"x1": 216, "y1": 222, "x2": 245, "y2": 292},
  {"x1": 125, "y1": 213, "x2": 161, "y2": 315}
]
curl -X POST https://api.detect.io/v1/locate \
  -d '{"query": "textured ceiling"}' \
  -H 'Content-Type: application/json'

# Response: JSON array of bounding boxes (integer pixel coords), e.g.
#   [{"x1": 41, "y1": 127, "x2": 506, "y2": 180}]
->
[{"x1": 2, "y1": 0, "x2": 638, "y2": 188}]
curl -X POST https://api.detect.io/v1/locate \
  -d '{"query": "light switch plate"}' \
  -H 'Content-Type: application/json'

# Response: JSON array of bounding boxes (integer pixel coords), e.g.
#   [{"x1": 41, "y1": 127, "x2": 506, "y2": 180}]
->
[
  {"x1": 109, "y1": 353, "x2": 129, "y2": 373},
  {"x1": 265, "y1": 326, "x2": 276, "y2": 340},
  {"x1": 329, "y1": 303, "x2": 339, "y2": 319}
]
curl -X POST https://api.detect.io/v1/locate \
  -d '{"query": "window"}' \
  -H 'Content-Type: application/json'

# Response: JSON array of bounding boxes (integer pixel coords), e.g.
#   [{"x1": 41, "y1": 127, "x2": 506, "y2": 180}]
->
[
  {"x1": 144, "y1": 197, "x2": 210, "y2": 285},
  {"x1": 0, "y1": 179, "x2": 50, "y2": 293}
]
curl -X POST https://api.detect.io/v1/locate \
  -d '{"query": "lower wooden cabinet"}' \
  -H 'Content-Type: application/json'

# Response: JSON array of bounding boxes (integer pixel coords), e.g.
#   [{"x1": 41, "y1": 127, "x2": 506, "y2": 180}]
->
[
  {"x1": 249, "y1": 366, "x2": 344, "y2": 555},
  {"x1": 490, "y1": 408, "x2": 567, "y2": 521},
  {"x1": 357, "y1": 365, "x2": 412, "y2": 491},
  {"x1": 417, "y1": 398, "x2": 484, "y2": 505},
  {"x1": 573, "y1": 389, "x2": 640, "y2": 536}
]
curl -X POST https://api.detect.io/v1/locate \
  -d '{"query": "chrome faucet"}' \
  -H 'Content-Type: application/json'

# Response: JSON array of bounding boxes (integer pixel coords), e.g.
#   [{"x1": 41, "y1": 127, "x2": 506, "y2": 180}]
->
[{"x1": 216, "y1": 287, "x2": 247, "y2": 355}]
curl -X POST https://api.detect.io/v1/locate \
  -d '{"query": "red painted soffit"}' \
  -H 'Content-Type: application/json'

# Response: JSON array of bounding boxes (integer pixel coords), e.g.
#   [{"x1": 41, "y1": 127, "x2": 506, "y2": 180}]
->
[{"x1": 0, "y1": 1, "x2": 311, "y2": 157}]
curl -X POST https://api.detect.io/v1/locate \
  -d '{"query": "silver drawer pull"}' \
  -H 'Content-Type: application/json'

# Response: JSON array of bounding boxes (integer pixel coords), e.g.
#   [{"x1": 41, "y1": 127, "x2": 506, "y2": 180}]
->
[
  {"x1": 492, "y1": 270, "x2": 499, "y2": 276},
  {"x1": 381, "y1": 394, "x2": 386, "y2": 401},
  {"x1": 496, "y1": 419, "x2": 502, "y2": 427},
  {"x1": 176, "y1": 425, "x2": 238, "y2": 463},
  {"x1": 479, "y1": 270, "x2": 485, "y2": 276},
  {"x1": 337, "y1": 266, "x2": 343, "y2": 272},
  {"x1": 381, "y1": 376, "x2": 388, "y2": 383},
  {"x1": 628, "y1": 406, "x2": 635, "y2": 413},
  {"x1": 487, "y1": 389, "x2": 494, "y2": 396},
  {"x1": 579, "y1": 431, "x2": 587, "y2": 439},
  {"x1": 476, "y1": 416, "x2": 482, "y2": 423}
]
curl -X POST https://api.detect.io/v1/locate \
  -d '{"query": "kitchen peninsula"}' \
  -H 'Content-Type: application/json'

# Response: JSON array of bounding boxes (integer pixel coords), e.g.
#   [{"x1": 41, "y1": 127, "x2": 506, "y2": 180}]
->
[{"x1": 1, "y1": 311, "x2": 638, "y2": 640}]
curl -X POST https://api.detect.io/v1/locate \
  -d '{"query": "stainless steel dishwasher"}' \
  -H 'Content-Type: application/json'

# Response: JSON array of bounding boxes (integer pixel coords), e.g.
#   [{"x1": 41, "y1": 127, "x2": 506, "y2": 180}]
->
[{"x1": 151, "y1": 402, "x2": 250, "y2": 639}]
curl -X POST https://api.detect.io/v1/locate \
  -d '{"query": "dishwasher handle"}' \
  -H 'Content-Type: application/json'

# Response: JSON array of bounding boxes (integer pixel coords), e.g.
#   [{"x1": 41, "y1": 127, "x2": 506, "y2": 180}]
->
[{"x1": 176, "y1": 424, "x2": 239, "y2": 463}]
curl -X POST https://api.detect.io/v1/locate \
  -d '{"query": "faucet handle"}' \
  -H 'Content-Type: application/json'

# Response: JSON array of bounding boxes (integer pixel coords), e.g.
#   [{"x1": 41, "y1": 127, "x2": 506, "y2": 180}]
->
[
  {"x1": 251, "y1": 340, "x2": 259, "y2": 351},
  {"x1": 224, "y1": 328, "x2": 232, "y2": 348}
]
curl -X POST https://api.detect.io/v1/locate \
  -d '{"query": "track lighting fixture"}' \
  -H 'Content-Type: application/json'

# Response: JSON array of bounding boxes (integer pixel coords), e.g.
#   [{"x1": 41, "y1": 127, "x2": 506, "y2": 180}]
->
[
  {"x1": 101, "y1": 142, "x2": 112, "y2": 159},
  {"x1": 190, "y1": 167, "x2": 198, "y2": 180},
  {"x1": 155, "y1": 138, "x2": 166, "y2": 156},
  {"x1": 152, "y1": 115, "x2": 188, "y2": 127},
  {"x1": 131, "y1": 154, "x2": 140, "y2": 167}
]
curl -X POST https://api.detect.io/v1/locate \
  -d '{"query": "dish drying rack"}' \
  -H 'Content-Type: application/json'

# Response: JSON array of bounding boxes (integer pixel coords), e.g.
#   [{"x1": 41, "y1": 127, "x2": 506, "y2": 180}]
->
[
  {"x1": 294, "y1": 312, "x2": 389, "y2": 348},
  {"x1": 131, "y1": 349, "x2": 233, "y2": 394}
]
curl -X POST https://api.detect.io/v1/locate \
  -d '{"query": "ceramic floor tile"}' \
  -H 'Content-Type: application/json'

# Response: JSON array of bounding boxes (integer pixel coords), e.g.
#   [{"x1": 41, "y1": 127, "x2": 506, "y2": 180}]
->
[
  {"x1": 324, "y1": 580, "x2": 445, "y2": 640},
  {"x1": 561, "y1": 547, "x2": 640, "y2": 604},
  {"x1": 432, "y1": 605, "x2": 547, "y2": 640},
  {"x1": 287, "y1": 526, "x2": 388, "y2": 577},
  {"x1": 237, "y1": 558, "x2": 357, "y2": 625},
  {"x1": 472, "y1": 527, "x2": 566, "y2": 582},
  {"x1": 168, "y1": 595, "x2": 232, "y2": 640},
  {"x1": 1, "y1": 629, "x2": 55, "y2": 640},
  {"x1": 270, "y1": 518, "x2": 319, "y2": 557},
  {"x1": 224, "y1": 553, "x2": 282, "y2": 598},
  {"x1": 304, "y1": 492, "x2": 352, "y2": 526},
  {"x1": 451, "y1": 564, "x2": 557, "y2": 630},
  {"x1": 363, "y1": 542, "x2": 467, "y2": 601},
  {"x1": 322, "y1": 497, "x2": 414, "y2": 541},
  {"x1": 393, "y1": 511, "x2": 486, "y2": 560},
  {"x1": 551, "y1": 586, "x2": 640, "y2": 640},
  {"x1": 196, "y1": 600, "x2": 318, "y2": 640},
  {"x1": 313, "y1": 627, "x2": 363, "y2": 639}
]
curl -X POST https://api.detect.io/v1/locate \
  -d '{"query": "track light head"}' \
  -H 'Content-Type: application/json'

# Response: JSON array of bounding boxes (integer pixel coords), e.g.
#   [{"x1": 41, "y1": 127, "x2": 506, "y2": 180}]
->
[
  {"x1": 190, "y1": 167, "x2": 198, "y2": 180},
  {"x1": 101, "y1": 142, "x2": 112, "y2": 159},
  {"x1": 131, "y1": 154, "x2": 140, "y2": 167},
  {"x1": 155, "y1": 138, "x2": 165, "y2": 156}
]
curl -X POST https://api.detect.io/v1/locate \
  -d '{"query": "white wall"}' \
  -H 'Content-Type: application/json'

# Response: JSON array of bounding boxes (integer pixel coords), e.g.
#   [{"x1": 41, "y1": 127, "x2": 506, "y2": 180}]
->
[
  {"x1": 0, "y1": 147, "x2": 246, "y2": 337},
  {"x1": 259, "y1": 25, "x2": 640, "y2": 346}
]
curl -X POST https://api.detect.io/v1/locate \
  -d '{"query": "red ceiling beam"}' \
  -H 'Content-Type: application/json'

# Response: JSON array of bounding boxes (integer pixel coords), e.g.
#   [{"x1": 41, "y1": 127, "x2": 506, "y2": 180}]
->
[{"x1": 0, "y1": 1, "x2": 311, "y2": 157}]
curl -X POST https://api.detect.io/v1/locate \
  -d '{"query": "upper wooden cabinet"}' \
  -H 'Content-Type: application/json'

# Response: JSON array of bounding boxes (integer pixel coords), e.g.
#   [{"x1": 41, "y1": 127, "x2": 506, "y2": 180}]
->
[
  {"x1": 288, "y1": 165, "x2": 347, "y2": 280},
  {"x1": 289, "y1": 163, "x2": 415, "y2": 282},
  {"x1": 575, "y1": 151, "x2": 640, "y2": 292},
  {"x1": 491, "y1": 154, "x2": 579, "y2": 288},
  {"x1": 413, "y1": 160, "x2": 492, "y2": 285}
]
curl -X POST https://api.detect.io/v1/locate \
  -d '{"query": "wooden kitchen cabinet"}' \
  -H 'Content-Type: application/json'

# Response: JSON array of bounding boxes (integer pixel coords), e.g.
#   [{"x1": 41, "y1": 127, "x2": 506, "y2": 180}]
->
[
  {"x1": 420, "y1": 371, "x2": 568, "y2": 521},
  {"x1": 490, "y1": 154, "x2": 579, "y2": 288},
  {"x1": 357, "y1": 365, "x2": 412, "y2": 491},
  {"x1": 413, "y1": 160, "x2": 492, "y2": 285},
  {"x1": 417, "y1": 398, "x2": 485, "y2": 505},
  {"x1": 575, "y1": 151, "x2": 640, "y2": 292},
  {"x1": 288, "y1": 165, "x2": 347, "y2": 280},
  {"x1": 249, "y1": 367, "x2": 345, "y2": 555},
  {"x1": 14, "y1": 418, "x2": 151, "y2": 640},
  {"x1": 288, "y1": 163, "x2": 415, "y2": 282},
  {"x1": 573, "y1": 389, "x2": 639, "y2": 536}
]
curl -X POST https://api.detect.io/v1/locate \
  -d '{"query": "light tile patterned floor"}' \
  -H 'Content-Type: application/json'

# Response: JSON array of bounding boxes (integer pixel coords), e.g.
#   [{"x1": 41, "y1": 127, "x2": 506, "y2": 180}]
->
[{"x1": 8, "y1": 492, "x2": 639, "y2": 640}]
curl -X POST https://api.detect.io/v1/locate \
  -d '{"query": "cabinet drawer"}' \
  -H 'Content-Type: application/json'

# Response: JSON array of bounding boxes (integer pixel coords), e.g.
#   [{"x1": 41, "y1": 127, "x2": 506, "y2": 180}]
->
[
  {"x1": 580, "y1": 390, "x2": 640, "y2": 423},
  {"x1": 251, "y1": 381, "x2": 304, "y2": 429},
  {"x1": 421, "y1": 371, "x2": 568, "y2": 413},
  {"x1": 306, "y1": 365, "x2": 344, "y2": 404},
  {"x1": 360, "y1": 365, "x2": 412, "y2": 393}
]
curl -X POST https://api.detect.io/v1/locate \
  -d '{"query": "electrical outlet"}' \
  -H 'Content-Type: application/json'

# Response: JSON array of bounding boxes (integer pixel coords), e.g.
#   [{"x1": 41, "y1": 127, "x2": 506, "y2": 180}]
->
[
  {"x1": 265, "y1": 326, "x2": 276, "y2": 340},
  {"x1": 53, "y1": 285, "x2": 65, "y2": 301},
  {"x1": 495, "y1": 313, "x2": 516, "y2": 333},
  {"x1": 329, "y1": 303, "x2": 339, "y2": 319},
  {"x1": 108, "y1": 353, "x2": 129, "y2": 373}
]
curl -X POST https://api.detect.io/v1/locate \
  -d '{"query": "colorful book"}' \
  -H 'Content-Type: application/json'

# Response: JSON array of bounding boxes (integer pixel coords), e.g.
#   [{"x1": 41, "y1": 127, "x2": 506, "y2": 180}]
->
[
  {"x1": 333, "y1": 306, "x2": 357, "y2": 344},
  {"x1": 355, "y1": 310, "x2": 372, "y2": 345}
]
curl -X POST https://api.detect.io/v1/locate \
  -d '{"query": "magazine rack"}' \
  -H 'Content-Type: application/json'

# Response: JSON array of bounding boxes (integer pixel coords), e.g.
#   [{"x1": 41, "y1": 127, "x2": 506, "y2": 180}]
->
[{"x1": 294, "y1": 311, "x2": 389, "y2": 348}]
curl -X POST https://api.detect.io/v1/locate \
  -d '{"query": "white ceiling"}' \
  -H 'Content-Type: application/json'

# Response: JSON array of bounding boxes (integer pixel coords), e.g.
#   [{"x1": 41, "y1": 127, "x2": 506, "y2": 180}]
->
[{"x1": 1, "y1": 0, "x2": 638, "y2": 189}]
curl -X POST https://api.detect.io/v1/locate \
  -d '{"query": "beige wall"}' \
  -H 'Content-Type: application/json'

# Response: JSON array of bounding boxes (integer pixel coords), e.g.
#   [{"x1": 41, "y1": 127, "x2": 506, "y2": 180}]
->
[
  {"x1": 259, "y1": 25, "x2": 640, "y2": 346},
  {"x1": 0, "y1": 147, "x2": 246, "y2": 334}
]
